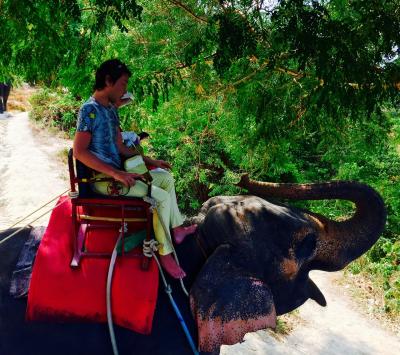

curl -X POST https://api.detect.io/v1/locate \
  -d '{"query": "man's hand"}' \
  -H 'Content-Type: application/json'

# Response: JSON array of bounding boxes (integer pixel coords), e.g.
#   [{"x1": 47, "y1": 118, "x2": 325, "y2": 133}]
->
[{"x1": 112, "y1": 171, "x2": 143, "y2": 188}]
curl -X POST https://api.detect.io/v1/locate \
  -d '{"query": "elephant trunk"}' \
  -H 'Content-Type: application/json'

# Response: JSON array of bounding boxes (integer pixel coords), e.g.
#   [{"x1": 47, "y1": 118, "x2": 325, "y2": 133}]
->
[{"x1": 238, "y1": 174, "x2": 386, "y2": 271}]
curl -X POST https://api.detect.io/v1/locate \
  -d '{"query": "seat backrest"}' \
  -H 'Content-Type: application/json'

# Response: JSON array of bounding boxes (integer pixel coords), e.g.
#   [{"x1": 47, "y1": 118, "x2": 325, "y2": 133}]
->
[
  {"x1": 68, "y1": 148, "x2": 95, "y2": 198},
  {"x1": 76, "y1": 159, "x2": 95, "y2": 198}
]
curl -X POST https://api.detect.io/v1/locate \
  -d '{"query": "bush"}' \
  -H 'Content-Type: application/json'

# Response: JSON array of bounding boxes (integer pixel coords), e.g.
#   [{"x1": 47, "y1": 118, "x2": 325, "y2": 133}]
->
[
  {"x1": 29, "y1": 85, "x2": 400, "y2": 316},
  {"x1": 29, "y1": 88, "x2": 81, "y2": 137}
]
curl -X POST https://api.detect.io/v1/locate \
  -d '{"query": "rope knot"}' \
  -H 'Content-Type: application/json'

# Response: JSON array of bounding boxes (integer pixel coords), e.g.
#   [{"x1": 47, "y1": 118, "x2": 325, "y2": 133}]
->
[
  {"x1": 69, "y1": 191, "x2": 79, "y2": 199},
  {"x1": 143, "y1": 239, "x2": 159, "y2": 257},
  {"x1": 142, "y1": 196, "x2": 158, "y2": 212},
  {"x1": 165, "y1": 285, "x2": 172, "y2": 294},
  {"x1": 119, "y1": 222, "x2": 128, "y2": 233}
]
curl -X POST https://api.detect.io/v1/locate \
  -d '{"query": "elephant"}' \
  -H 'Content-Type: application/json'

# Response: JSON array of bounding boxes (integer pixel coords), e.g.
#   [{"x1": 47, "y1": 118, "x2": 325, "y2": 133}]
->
[
  {"x1": 0, "y1": 175, "x2": 386, "y2": 354},
  {"x1": 187, "y1": 175, "x2": 386, "y2": 352}
]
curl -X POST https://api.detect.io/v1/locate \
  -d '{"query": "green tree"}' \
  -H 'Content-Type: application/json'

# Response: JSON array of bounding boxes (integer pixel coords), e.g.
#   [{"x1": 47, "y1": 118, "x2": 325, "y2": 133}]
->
[{"x1": 2, "y1": 0, "x2": 400, "y2": 311}]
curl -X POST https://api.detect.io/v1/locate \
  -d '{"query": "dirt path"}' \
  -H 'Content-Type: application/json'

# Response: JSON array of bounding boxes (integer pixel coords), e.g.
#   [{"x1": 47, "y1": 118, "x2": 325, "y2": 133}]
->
[
  {"x1": 222, "y1": 271, "x2": 400, "y2": 354},
  {"x1": 0, "y1": 111, "x2": 70, "y2": 229},
  {"x1": 0, "y1": 110, "x2": 399, "y2": 354}
]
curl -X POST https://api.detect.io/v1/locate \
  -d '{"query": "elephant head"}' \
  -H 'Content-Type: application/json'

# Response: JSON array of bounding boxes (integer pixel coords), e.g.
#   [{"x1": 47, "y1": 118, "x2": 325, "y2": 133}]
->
[{"x1": 187, "y1": 175, "x2": 386, "y2": 353}]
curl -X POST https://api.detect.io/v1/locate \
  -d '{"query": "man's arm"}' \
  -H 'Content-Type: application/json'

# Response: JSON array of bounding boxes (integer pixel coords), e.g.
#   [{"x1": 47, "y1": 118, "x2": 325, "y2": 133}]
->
[
  {"x1": 73, "y1": 131, "x2": 140, "y2": 187},
  {"x1": 143, "y1": 155, "x2": 172, "y2": 170}
]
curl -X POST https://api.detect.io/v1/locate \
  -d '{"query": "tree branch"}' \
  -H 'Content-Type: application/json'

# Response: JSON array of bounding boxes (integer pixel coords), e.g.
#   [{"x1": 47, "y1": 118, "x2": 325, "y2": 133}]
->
[{"x1": 165, "y1": 0, "x2": 208, "y2": 24}]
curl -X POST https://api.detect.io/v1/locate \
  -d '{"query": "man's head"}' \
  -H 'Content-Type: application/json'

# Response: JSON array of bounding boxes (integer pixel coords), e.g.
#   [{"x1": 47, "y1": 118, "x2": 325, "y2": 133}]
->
[{"x1": 94, "y1": 59, "x2": 132, "y2": 103}]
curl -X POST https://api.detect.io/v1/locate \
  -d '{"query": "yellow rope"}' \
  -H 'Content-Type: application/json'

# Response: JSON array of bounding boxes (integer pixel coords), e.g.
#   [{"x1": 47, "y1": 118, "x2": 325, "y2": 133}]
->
[
  {"x1": 0, "y1": 195, "x2": 71, "y2": 247},
  {"x1": 79, "y1": 215, "x2": 147, "y2": 222},
  {"x1": 5, "y1": 188, "x2": 71, "y2": 230}
]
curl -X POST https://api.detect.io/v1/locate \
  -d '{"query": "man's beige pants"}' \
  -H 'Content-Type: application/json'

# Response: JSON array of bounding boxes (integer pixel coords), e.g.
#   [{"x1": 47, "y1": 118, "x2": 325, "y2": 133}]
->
[{"x1": 93, "y1": 168, "x2": 184, "y2": 255}]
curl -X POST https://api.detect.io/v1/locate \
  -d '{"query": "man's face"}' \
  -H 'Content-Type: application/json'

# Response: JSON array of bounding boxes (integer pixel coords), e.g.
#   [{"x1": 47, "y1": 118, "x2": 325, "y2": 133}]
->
[{"x1": 108, "y1": 74, "x2": 129, "y2": 104}]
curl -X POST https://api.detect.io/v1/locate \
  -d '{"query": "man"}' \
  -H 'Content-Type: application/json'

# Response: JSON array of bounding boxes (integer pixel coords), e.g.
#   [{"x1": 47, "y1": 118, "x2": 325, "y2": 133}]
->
[
  {"x1": 73, "y1": 59, "x2": 196, "y2": 278},
  {"x1": 0, "y1": 82, "x2": 11, "y2": 117}
]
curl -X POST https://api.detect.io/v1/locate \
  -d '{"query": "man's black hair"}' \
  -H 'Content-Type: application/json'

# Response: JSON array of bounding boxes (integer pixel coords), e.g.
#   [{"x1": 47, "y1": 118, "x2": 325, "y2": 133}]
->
[{"x1": 94, "y1": 59, "x2": 132, "y2": 90}]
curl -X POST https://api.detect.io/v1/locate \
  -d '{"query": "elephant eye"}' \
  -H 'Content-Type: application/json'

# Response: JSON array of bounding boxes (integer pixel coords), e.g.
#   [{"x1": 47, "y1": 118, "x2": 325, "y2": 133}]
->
[{"x1": 295, "y1": 233, "x2": 317, "y2": 261}]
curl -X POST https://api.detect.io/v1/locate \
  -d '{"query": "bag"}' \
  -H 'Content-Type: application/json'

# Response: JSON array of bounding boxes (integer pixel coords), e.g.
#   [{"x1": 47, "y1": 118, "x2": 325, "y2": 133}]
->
[
  {"x1": 125, "y1": 155, "x2": 147, "y2": 174},
  {"x1": 124, "y1": 155, "x2": 153, "y2": 182}
]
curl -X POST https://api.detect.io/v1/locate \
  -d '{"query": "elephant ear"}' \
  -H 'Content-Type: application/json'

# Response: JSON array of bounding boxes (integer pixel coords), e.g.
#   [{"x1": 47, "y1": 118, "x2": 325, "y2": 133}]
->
[{"x1": 190, "y1": 244, "x2": 276, "y2": 353}]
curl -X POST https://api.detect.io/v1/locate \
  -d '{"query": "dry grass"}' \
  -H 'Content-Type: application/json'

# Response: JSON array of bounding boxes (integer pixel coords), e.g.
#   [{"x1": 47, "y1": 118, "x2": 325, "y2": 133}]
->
[
  {"x1": 7, "y1": 85, "x2": 37, "y2": 112},
  {"x1": 339, "y1": 269, "x2": 400, "y2": 336},
  {"x1": 56, "y1": 147, "x2": 70, "y2": 165},
  {"x1": 274, "y1": 310, "x2": 303, "y2": 336}
]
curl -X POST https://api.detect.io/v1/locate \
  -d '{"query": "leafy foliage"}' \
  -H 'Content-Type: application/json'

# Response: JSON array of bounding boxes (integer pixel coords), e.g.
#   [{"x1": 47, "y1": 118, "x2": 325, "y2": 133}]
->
[
  {"x1": 2, "y1": 0, "x2": 400, "y2": 315},
  {"x1": 0, "y1": 0, "x2": 143, "y2": 84},
  {"x1": 29, "y1": 88, "x2": 81, "y2": 137}
]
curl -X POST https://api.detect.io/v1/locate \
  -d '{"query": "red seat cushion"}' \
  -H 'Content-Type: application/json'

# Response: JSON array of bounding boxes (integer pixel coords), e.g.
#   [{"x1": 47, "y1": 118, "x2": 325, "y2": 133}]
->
[{"x1": 26, "y1": 196, "x2": 159, "y2": 334}]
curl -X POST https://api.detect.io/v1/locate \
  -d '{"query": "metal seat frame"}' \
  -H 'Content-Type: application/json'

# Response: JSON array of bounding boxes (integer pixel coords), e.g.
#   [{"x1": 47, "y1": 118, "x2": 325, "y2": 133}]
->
[{"x1": 68, "y1": 149, "x2": 152, "y2": 270}]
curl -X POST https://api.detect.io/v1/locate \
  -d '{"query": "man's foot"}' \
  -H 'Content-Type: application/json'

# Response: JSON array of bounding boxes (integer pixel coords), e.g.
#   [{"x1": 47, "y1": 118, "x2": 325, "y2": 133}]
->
[
  {"x1": 173, "y1": 224, "x2": 198, "y2": 244},
  {"x1": 160, "y1": 253, "x2": 186, "y2": 279}
]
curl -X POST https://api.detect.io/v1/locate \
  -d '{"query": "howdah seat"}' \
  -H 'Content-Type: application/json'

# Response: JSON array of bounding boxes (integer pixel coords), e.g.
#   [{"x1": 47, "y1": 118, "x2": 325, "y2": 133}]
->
[{"x1": 67, "y1": 148, "x2": 153, "y2": 269}]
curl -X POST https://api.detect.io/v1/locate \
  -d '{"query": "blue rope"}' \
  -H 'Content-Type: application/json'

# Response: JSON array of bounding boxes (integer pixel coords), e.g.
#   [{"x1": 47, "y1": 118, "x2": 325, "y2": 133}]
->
[
  {"x1": 144, "y1": 241, "x2": 199, "y2": 355},
  {"x1": 165, "y1": 285, "x2": 199, "y2": 355}
]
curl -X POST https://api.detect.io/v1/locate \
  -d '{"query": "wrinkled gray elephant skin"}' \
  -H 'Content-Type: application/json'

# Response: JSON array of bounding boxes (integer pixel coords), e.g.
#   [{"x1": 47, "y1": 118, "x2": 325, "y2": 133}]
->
[{"x1": 188, "y1": 175, "x2": 386, "y2": 352}]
